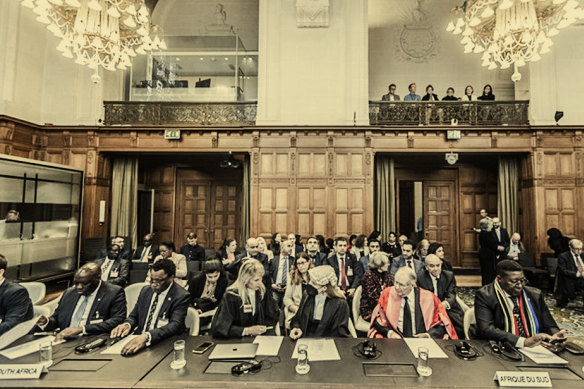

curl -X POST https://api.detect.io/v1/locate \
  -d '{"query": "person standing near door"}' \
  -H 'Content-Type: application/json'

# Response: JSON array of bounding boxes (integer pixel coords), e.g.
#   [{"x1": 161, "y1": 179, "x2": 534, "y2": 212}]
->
[{"x1": 478, "y1": 218, "x2": 498, "y2": 286}]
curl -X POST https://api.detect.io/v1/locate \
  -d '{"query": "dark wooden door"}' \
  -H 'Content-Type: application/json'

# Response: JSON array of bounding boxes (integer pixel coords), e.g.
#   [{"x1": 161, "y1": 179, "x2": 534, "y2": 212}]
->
[
  {"x1": 176, "y1": 169, "x2": 241, "y2": 249},
  {"x1": 424, "y1": 181, "x2": 457, "y2": 266}
]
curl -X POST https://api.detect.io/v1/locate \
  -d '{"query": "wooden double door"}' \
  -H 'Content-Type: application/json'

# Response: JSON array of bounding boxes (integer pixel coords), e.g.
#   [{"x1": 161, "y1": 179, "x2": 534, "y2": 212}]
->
[
  {"x1": 175, "y1": 169, "x2": 242, "y2": 249},
  {"x1": 395, "y1": 168, "x2": 458, "y2": 266}
]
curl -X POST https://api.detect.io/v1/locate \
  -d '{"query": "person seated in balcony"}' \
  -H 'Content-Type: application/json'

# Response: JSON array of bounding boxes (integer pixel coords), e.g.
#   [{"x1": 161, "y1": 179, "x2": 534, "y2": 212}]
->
[
  {"x1": 381, "y1": 83, "x2": 400, "y2": 101},
  {"x1": 462, "y1": 85, "x2": 477, "y2": 101},
  {"x1": 478, "y1": 84, "x2": 495, "y2": 100},
  {"x1": 404, "y1": 83, "x2": 421, "y2": 101},
  {"x1": 421, "y1": 85, "x2": 439, "y2": 101},
  {"x1": 442, "y1": 87, "x2": 459, "y2": 101}
]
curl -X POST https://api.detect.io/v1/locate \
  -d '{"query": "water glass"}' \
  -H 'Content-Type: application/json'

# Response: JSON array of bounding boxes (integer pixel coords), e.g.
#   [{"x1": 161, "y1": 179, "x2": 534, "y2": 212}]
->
[
  {"x1": 295, "y1": 343, "x2": 310, "y2": 375},
  {"x1": 170, "y1": 340, "x2": 186, "y2": 369},
  {"x1": 39, "y1": 342, "x2": 53, "y2": 366},
  {"x1": 416, "y1": 346, "x2": 432, "y2": 376}
]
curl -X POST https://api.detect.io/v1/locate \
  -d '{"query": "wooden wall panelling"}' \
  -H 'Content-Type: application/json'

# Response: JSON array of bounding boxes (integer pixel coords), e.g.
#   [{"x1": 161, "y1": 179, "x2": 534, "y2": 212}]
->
[{"x1": 145, "y1": 165, "x2": 177, "y2": 243}]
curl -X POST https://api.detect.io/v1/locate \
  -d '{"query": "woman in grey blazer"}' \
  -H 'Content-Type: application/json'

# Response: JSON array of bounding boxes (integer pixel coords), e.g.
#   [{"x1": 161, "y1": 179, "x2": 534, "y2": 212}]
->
[{"x1": 283, "y1": 252, "x2": 314, "y2": 328}]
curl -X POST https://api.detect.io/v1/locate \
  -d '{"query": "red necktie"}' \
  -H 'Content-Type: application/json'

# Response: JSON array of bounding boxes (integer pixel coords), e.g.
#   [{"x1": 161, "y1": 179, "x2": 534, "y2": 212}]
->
[
  {"x1": 407, "y1": 260, "x2": 412, "y2": 269},
  {"x1": 340, "y1": 256, "x2": 347, "y2": 290}
]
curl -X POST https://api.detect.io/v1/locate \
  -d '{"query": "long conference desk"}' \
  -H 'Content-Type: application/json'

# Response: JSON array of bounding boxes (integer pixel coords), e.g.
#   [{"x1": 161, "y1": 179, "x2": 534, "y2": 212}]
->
[{"x1": 0, "y1": 335, "x2": 583, "y2": 389}]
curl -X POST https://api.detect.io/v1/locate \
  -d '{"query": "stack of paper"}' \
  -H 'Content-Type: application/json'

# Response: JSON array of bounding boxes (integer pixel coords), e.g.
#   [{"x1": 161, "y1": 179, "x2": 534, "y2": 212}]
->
[
  {"x1": 519, "y1": 345, "x2": 568, "y2": 364},
  {"x1": 253, "y1": 336, "x2": 283, "y2": 356},
  {"x1": 291, "y1": 339, "x2": 340, "y2": 361},
  {"x1": 404, "y1": 338, "x2": 448, "y2": 358}
]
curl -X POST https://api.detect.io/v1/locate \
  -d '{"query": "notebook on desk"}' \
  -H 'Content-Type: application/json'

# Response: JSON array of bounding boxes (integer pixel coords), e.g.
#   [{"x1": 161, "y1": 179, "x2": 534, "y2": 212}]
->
[{"x1": 208, "y1": 343, "x2": 258, "y2": 360}]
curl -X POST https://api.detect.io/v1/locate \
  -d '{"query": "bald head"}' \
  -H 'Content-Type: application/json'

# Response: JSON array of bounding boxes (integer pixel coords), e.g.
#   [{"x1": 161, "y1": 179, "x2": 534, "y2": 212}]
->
[
  {"x1": 74, "y1": 263, "x2": 102, "y2": 296},
  {"x1": 425, "y1": 254, "x2": 442, "y2": 278},
  {"x1": 246, "y1": 237, "x2": 259, "y2": 256}
]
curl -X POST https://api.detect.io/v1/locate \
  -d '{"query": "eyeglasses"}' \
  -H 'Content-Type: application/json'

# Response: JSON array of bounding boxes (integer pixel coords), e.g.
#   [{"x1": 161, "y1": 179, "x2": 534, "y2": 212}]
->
[
  {"x1": 296, "y1": 261, "x2": 308, "y2": 266},
  {"x1": 248, "y1": 245, "x2": 258, "y2": 249},
  {"x1": 150, "y1": 276, "x2": 169, "y2": 285}
]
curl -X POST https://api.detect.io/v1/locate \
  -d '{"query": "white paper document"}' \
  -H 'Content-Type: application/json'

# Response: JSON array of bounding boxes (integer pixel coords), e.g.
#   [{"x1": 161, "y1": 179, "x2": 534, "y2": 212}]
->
[
  {"x1": 291, "y1": 339, "x2": 340, "y2": 361},
  {"x1": 253, "y1": 336, "x2": 283, "y2": 356},
  {"x1": 519, "y1": 345, "x2": 568, "y2": 364},
  {"x1": 198, "y1": 310, "x2": 216, "y2": 318},
  {"x1": 0, "y1": 336, "x2": 64, "y2": 360},
  {"x1": 0, "y1": 316, "x2": 41, "y2": 351},
  {"x1": 404, "y1": 338, "x2": 448, "y2": 358},
  {"x1": 100, "y1": 335, "x2": 138, "y2": 355}
]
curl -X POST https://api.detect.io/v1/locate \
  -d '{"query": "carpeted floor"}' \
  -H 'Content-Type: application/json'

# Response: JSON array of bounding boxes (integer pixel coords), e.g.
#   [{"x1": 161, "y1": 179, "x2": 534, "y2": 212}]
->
[{"x1": 458, "y1": 287, "x2": 584, "y2": 346}]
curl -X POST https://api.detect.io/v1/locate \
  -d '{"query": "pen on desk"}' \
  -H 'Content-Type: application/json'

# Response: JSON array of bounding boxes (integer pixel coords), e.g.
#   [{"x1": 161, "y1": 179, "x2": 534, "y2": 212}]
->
[{"x1": 265, "y1": 326, "x2": 274, "y2": 330}]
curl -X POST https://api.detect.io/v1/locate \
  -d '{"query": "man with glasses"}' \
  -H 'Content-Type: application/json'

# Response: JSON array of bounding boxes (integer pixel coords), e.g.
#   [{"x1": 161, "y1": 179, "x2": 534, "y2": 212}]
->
[
  {"x1": 133, "y1": 233, "x2": 159, "y2": 262},
  {"x1": 556, "y1": 239, "x2": 584, "y2": 308},
  {"x1": 110, "y1": 259, "x2": 190, "y2": 355},
  {"x1": 475, "y1": 260, "x2": 564, "y2": 348}
]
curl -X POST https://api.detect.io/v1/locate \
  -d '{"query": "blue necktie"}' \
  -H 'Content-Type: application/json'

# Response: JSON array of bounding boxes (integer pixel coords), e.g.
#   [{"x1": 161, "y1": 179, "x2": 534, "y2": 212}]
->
[
  {"x1": 281, "y1": 257, "x2": 288, "y2": 285},
  {"x1": 70, "y1": 296, "x2": 88, "y2": 328}
]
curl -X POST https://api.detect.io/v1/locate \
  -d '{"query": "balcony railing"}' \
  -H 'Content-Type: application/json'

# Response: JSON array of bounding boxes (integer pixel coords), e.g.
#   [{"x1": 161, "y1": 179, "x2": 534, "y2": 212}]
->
[
  {"x1": 369, "y1": 100, "x2": 529, "y2": 126},
  {"x1": 104, "y1": 101, "x2": 257, "y2": 125}
]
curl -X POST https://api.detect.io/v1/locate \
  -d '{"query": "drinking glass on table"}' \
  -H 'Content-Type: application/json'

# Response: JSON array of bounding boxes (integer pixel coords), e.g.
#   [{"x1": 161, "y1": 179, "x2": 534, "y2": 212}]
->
[
  {"x1": 170, "y1": 340, "x2": 186, "y2": 369},
  {"x1": 39, "y1": 341, "x2": 53, "y2": 367},
  {"x1": 417, "y1": 346, "x2": 432, "y2": 376},
  {"x1": 295, "y1": 343, "x2": 310, "y2": 375}
]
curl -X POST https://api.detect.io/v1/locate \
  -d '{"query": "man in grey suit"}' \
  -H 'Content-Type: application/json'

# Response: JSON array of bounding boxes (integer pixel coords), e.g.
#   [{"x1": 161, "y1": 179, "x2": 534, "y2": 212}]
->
[
  {"x1": 389, "y1": 240, "x2": 423, "y2": 278},
  {"x1": 35, "y1": 263, "x2": 126, "y2": 341},
  {"x1": 381, "y1": 84, "x2": 400, "y2": 101}
]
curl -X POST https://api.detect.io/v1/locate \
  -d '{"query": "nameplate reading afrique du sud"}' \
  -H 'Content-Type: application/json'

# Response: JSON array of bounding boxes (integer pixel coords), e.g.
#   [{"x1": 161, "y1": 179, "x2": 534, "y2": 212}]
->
[
  {"x1": 493, "y1": 371, "x2": 552, "y2": 387},
  {"x1": 0, "y1": 364, "x2": 48, "y2": 380}
]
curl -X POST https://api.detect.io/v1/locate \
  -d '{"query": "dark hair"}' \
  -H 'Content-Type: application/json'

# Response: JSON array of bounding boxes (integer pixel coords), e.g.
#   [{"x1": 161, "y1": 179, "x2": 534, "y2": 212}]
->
[
  {"x1": 160, "y1": 241, "x2": 176, "y2": 252},
  {"x1": 0, "y1": 254, "x2": 7, "y2": 271},
  {"x1": 465, "y1": 85, "x2": 473, "y2": 94},
  {"x1": 408, "y1": 83, "x2": 416, "y2": 91},
  {"x1": 326, "y1": 238, "x2": 334, "y2": 249},
  {"x1": 368, "y1": 230, "x2": 381, "y2": 241},
  {"x1": 355, "y1": 234, "x2": 367, "y2": 248},
  {"x1": 151, "y1": 258, "x2": 176, "y2": 277},
  {"x1": 368, "y1": 239, "x2": 380, "y2": 247},
  {"x1": 482, "y1": 84, "x2": 493, "y2": 96},
  {"x1": 306, "y1": 236, "x2": 318, "y2": 243},
  {"x1": 427, "y1": 242, "x2": 443, "y2": 255},
  {"x1": 223, "y1": 238, "x2": 236, "y2": 249},
  {"x1": 349, "y1": 234, "x2": 357, "y2": 244},
  {"x1": 447, "y1": 87, "x2": 455, "y2": 93},
  {"x1": 334, "y1": 237, "x2": 347, "y2": 244},
  {"x1": 402, "y1": 240, "x2": 414, "y2": 249},
  {"x1": 426, "y1": 84, "x2": 434, "y2": 92},
  {"x1": 186, "y1": 232, "x2": 197, "y2": 239},
  {"x1": 203, "y1": 259, "x2": 223, "y2": 274},
  {"x1": 388, "y1": 83, "x2": 396, "y2": 90},
  {"x1": 388, "y1": 232, "x2": 397, "y2": 239},
  {"x1": 295, "y1": 234, "x2": 302, "y2": 246},
  {"x1": 497, "y1": 259, "x2": 523, "y2": 276}
]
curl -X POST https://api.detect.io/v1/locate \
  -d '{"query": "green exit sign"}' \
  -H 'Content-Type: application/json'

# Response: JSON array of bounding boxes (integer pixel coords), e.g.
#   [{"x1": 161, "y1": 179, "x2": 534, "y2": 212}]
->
[{"x1": 164, "y1": 129, "x2": 181, "y2": 140}]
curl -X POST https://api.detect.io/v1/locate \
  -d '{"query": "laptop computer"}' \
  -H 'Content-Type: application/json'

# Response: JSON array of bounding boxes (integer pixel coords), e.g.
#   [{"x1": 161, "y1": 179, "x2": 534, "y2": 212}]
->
[{"x1": 208, "y1": 343, "x2": 258, "y2": 360}]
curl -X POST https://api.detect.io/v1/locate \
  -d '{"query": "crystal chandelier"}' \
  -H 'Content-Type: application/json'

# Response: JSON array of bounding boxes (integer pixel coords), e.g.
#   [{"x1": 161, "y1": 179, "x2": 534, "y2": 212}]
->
[
  {"x1": 446, "y1": 0, "x2": 584, "y2": 82},
  {"x1": 20, "y1": 0, "x2": 166, "y2": 83}
]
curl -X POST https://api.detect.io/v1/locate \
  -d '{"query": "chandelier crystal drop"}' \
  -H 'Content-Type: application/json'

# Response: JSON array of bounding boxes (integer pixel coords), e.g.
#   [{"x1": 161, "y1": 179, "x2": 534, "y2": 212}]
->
[
  {"x1": 20, "y1": 0, "x2": 166, "y2": 82},
  {"x1": 446, "y1": 0, "x2": 584, "y2": 82}
]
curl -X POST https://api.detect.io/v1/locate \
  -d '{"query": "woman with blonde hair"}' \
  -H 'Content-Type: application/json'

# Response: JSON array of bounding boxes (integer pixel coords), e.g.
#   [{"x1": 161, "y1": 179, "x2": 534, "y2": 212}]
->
[
  {"x1": 289, "y1": 265, "x2": 351, "y2": 339},
  {"x1": 283, "y1": 252, "x2": 314, "y2": 328},
  {"x1": 211, "y1": 258, "x2": 279, "y2": 338},
  {"x1": 256, "y1": 236, "x2": 274, "y2": 261},
  {"x1": 360, "y1": 251, "x2": 393, "y2": 321}
]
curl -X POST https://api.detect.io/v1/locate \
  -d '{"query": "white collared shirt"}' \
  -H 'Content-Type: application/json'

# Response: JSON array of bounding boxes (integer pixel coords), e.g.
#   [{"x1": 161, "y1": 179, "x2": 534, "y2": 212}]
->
[
  {"x1": 508, "y1": 242, "x2": 521, "y2": 258},
  {"x1": 71, "y1": 281, "x2": 101, "y2": 330},
  {"x1": 101, "y1": 258, "x2": 115, "y2": 281},
  {"x1": 398, "y1": 289, "x2": 416, "y2": 336},
  {"x1": 275, "y1": 256, "x2": 289, "y2": 285},
  {"x1": 337, "y1": 255, "x2": 346, "y2": 287},
  {"x1": 139, "y1": 246, "x2": 151, "y2": 262},
  {"x1": 247, "y1": 288, "x2": 256, "y2": 316},
  {"x1": 431, "y1": 275, "x2": 439, "y2": 295},
  {"x1": 143, "y1": 282, "x2": 172, "y2": 332},
  {"x1": 502, "y1": 289, "x2": 527, "y2": 348},
  {"x1": 0, "y1": 278, "x2": 5, "y2": 288},
  {"x1": 313, "y1": 293, "x2": 326, "y2": 321}
]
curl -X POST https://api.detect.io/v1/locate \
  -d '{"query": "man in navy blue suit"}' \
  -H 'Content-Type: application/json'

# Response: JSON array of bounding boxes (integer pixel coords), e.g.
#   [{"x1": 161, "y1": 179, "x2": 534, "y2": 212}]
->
[
  {"x1": 492, "y1": 217, "x2": 510, "y2": 262},
  {"x1": 325, "y1": 237, "x2": 363, "y2": 300},
  {"x1": 0, "y1": 254, "x2": 33, "y2": 335},
  {"x1": 35, "y1": 263, "x2": 126, "y2": 341},
  {"x1": 110, "y1": 259, "x2": 190, "y2": 355}
]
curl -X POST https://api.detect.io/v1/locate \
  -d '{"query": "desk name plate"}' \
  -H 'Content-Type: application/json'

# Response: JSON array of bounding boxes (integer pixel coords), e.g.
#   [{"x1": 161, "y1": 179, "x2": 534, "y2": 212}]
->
[
  {"x1": 494, "y1": 371, "x2": 552, "y2": 387},
  {"x1": 0, "y1": 364, "x2": 48, "y2": 380}
]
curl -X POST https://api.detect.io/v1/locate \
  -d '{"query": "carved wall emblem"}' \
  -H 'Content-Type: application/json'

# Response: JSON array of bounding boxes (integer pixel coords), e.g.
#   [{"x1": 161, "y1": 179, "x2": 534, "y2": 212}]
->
[
  {"x1": 296, "y1": 0, "x2": 329, "y2": 28},
  {"x1": 395, "y1": 1, "x2": 438, "y2": 63}
]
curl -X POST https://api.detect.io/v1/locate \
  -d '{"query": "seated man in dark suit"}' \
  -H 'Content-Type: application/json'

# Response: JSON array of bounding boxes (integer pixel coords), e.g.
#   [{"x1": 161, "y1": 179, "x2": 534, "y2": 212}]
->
[
  {"x1": 110, "y1": 259, "x2": 190, "y2": 355},
  {"x1": 94, "y1": 244, "x2": 130, "y2": 288},
  {"x1": 0, "y1": 254, "x2": 34, "y2": 335},
  {"x1": 506, "y1": 233, "x2": 526, "y2": 261},
  {"x1": 475, "y1": 260, "x2": 564, "y2": 348},
  {"x1": 236, "y1": 238, "x2": 269, "y2": 271},
  {"x1": 270, "y1": 240, "x2": 294, "y2": 310},
  {"x1": 417, "y1": 254, "x2": 464, "y2": 337},
  {"x1": 97, "y1": 236, "x2": 131, "y2": 261},
  {"x1": 325, "y1": 237, "x2": 363, "y2": 302},
  {"x1": 305, "y1": 236, "x2": 326, "y2": 266},
  {"x1": 179, "y1": 232, "x2": 206, "y2": 262},
  {"x1": 389, "y1": 240, "x2": 423, "y2": 278},
  {"x1": 555, "y1": 239, "x2": 584, "y2": 307},
  {"x1": 369, "y1": 267, "x2": 457, "y2": 339},
  {"x1": 133, "y1": 233, "x2": 159, "y2": 262},
  {"x1": 35, "y1": 263, "x2": 126, "y2": 341},
  {"x1": 359, "y1": 238, "x2": 381, "y2": 273}
]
